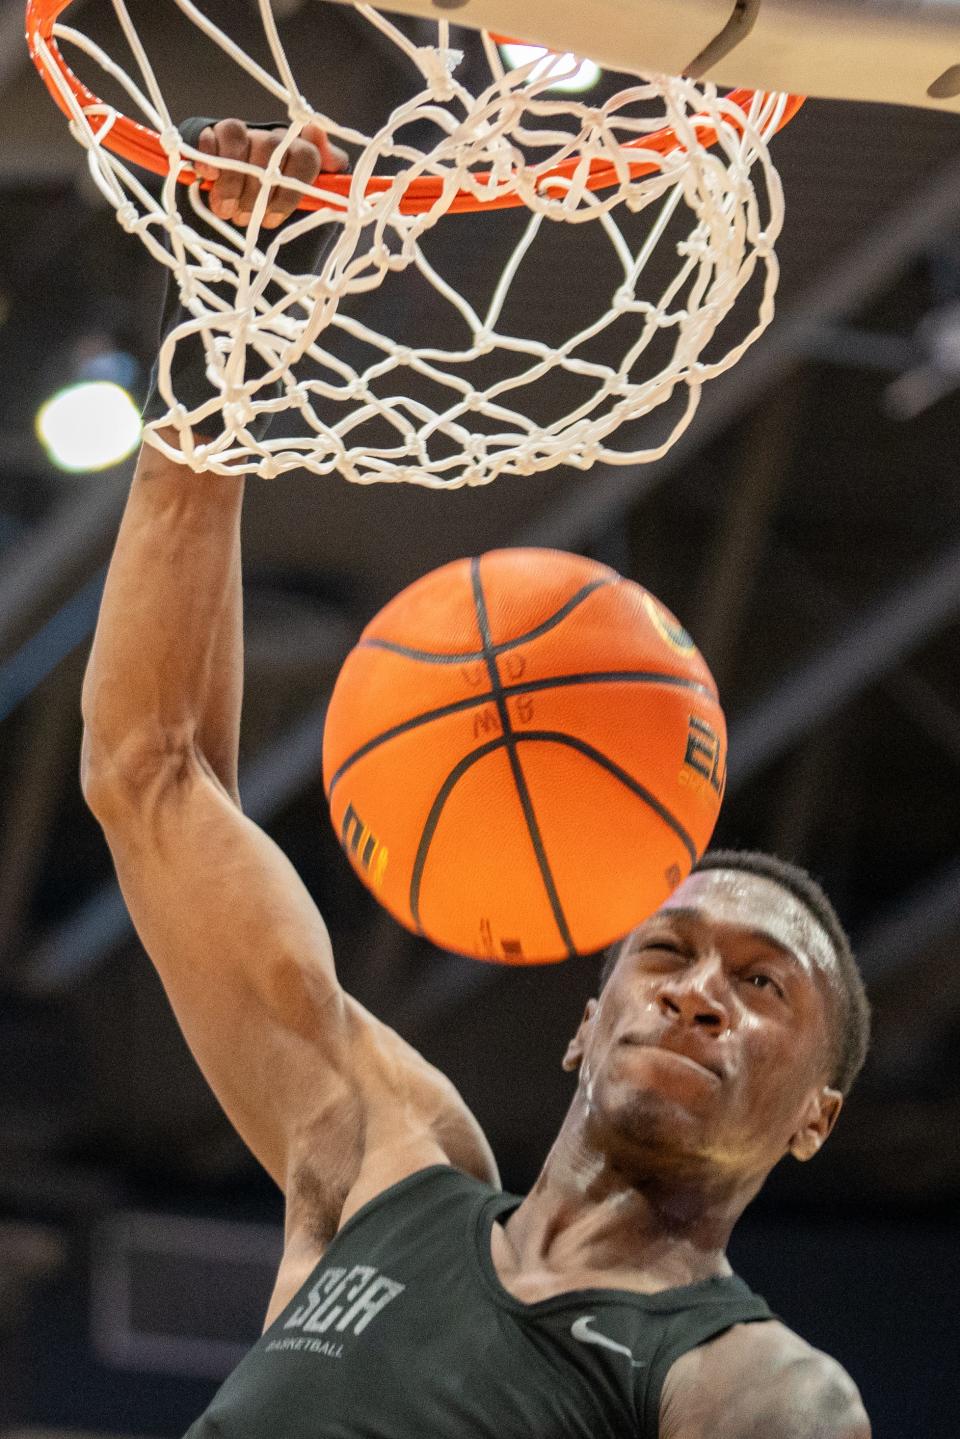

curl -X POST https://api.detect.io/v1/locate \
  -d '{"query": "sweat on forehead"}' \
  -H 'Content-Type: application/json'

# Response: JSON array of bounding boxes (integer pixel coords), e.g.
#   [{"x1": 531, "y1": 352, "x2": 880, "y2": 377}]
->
[{"x1": 657, "y1": 868, "x2": 840, "y2": 984}]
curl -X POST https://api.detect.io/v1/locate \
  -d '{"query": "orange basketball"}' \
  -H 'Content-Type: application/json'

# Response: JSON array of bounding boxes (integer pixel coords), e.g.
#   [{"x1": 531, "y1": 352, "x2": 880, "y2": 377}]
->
[{"x1": 322, "y1": 548, "x2": 726, "y2": 964}]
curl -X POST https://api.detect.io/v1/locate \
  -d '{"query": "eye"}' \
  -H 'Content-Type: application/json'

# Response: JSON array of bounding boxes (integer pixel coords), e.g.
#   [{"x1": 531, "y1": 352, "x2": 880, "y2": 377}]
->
[
  {"x1": 624, "y1": 939, "x2": 685, "y2": 968},
  {"x1": 641, "y1": 940, "x2": 688, "y2": 959},
  {"x1": 744, "y1": 972, "x2": 784, "y2": 998}
]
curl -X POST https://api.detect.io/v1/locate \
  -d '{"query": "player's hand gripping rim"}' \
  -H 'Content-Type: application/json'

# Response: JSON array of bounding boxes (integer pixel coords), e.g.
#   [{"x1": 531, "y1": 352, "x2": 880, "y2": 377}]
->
[{"x1": 193, "y1": 118, "x2": 349, "y2": 229}]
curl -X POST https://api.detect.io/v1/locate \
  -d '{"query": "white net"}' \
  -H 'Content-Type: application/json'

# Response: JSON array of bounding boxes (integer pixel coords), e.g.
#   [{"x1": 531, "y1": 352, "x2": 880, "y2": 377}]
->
[{"x1": 32, "y1": 1, "x2": 792, "y2": 485}]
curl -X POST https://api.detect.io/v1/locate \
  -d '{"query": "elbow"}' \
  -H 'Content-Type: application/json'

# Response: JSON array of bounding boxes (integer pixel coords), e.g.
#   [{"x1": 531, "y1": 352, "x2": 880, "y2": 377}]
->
[{"x1": 81, "y1": 724, "x2": 195, "y2": 822}]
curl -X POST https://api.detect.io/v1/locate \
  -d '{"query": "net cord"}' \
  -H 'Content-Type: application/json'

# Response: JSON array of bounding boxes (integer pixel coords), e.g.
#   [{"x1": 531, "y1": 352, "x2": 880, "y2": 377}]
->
[{"x1": 27, "y1": 0, "x2": 798, "y2": 485}]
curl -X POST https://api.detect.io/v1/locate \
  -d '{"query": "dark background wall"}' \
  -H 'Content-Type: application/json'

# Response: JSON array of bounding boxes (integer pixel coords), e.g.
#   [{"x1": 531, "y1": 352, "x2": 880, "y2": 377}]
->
[{"x1": 1, "y1": 2, "x2": 959, "y2": 1437}]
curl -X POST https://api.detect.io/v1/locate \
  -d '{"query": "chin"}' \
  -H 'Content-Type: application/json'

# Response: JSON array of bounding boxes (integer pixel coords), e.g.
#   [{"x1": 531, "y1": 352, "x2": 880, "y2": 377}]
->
[{"x1": 602, "y1": 1083, "x2": 716, "y2": 1167}]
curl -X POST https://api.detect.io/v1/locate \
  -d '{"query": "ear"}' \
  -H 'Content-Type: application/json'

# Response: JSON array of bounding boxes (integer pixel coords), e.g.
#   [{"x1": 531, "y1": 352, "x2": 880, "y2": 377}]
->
[
  {"x1": 562, "y1": 998, "x2": 598, "y2": 1072},
  {"x1": 788, "y1": 1086, "x2": 843, "y2": 1162}
]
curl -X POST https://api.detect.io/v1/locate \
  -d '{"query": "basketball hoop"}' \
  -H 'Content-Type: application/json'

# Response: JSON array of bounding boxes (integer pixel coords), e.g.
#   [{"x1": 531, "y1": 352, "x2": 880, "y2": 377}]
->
[{"x1": 26, "y1": 0, "x2": 803, "y2": 485}]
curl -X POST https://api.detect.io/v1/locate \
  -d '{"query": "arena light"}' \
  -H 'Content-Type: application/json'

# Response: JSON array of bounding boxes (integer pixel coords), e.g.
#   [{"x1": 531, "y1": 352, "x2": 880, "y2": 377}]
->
[
  {"x1": 499, "y1": 42, "x2": 601, "y2": 94},
  {"x1": 36, "y1": 379, "x2": 142, "y2": 472}
]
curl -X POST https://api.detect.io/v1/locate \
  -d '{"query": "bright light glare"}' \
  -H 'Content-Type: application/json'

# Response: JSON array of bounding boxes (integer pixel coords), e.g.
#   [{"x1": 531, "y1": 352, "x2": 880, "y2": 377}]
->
[
  {"x1": 36, "y1": 381, "x2": 142, "y2": 473},
  {"x1": 500, "y1": 43, "x2": 601, "y2": 94}
]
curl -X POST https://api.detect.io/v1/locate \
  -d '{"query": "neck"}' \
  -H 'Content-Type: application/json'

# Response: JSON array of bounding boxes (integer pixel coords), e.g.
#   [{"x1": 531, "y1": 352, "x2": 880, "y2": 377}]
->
[{"x1": 503, "y1": 1095, "x2": 762, "y2": 1291}]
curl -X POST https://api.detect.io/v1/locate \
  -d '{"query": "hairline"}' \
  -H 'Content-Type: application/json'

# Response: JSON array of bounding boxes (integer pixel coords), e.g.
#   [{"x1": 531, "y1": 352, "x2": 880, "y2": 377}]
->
[
  {"x1": 601, "y1": 868, "x2": 848, "y2": 1085},
  {"x1": 661, "y1": 873, "x2": 843, "y2": 991},
  {"x1": 610, "y1": 871, "x2": 841, "y2": 980}
]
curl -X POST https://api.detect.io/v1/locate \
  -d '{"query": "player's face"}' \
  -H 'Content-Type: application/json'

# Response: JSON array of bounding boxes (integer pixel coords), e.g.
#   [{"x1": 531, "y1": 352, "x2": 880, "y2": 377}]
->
[{"x1": 563, "y1": 870, "x2": 844, "y2": 1185}]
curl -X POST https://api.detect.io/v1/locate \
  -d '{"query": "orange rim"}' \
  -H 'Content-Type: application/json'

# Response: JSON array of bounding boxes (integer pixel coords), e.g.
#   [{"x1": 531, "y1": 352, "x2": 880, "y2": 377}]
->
[{"x1": 26, "y1": 0, "x2": 805, "y2": 216}]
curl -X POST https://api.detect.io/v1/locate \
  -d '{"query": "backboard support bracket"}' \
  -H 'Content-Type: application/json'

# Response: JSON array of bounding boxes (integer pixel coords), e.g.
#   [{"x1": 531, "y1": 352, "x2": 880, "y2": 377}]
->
[
  {"x1": 366, "y1": 0, "x2": 960, "y2": 112},
  {"x1": 686, "y1": 1, "x2": 762, "y2": 79}
]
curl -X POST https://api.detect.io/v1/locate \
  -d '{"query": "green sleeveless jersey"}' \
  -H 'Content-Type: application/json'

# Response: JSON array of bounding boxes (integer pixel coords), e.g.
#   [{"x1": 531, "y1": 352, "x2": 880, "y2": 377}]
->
[{"x1": 184, "y1": 1165, "x2": 772, "y2": 1439}]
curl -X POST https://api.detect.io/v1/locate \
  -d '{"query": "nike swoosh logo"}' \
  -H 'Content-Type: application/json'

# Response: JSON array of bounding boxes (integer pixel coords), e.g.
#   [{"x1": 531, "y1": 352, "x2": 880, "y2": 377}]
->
[{"x1": 571, "y1": 1315, "x2": 645, "y2": 1369}]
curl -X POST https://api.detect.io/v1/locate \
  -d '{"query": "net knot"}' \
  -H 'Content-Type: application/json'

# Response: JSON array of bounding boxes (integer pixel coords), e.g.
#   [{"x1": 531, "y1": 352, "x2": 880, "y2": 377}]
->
[
  {"x1": 224, "y1": 397, "x2": 256, "y2": 430},
  {"x1": 677, "y1": 231, "x2": 711, "y2": 260},
  {"x1": 115, "y1": 202, "x2": 139, "y2": 233},
  {"x1": 159, "y1": 125, "x2": 184, "y2": 157},
  {"x1": 415, "y1": 44, "x2": 464, "y2": 100},
  {"x1": 193, "y1": 258, "x2": 229, "y2": 286},
  {"x1": 287, "y1": 99, "x2": 314, "y2": 130}
]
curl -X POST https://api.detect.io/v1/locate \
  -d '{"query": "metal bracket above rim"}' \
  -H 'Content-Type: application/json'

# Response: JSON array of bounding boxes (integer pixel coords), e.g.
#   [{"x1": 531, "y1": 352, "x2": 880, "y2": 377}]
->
[{"x1": 685, "y1": 0, "x2": 762, "y2": 80}]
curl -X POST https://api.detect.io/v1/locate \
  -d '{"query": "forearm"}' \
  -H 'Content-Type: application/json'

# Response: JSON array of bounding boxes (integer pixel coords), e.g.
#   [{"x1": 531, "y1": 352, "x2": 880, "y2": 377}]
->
[
  {"x1": 83, "y1": 118, "x2": 338, "y2": 803},
  {"x1": 81, "y1": 438, "x2": 245, "y2": 799}
]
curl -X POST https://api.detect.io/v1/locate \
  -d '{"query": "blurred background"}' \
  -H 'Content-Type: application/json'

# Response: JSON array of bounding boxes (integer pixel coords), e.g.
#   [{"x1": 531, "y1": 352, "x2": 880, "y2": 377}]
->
[{"x1": 1, "y1": 0, "x2": 959, "y2": 1436}]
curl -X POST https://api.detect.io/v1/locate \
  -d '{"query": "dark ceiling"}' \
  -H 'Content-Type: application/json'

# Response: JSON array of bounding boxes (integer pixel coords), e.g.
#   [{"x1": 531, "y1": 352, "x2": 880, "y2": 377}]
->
[{"x1": 1, "y1": 1, "x2": 959, "y2": 1434}]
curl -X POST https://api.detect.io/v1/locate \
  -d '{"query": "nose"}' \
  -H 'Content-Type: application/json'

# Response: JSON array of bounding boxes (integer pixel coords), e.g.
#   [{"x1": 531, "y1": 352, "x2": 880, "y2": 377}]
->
[{"x1": 656, "y1": 955, "x2": 730, "y2": 1032}]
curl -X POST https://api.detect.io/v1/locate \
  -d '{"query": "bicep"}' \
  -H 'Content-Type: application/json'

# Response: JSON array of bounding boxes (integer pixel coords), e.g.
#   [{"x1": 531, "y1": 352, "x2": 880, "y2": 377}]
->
[{"x1": 93, "y1": 749, "x2": 352, "y2": 1187}]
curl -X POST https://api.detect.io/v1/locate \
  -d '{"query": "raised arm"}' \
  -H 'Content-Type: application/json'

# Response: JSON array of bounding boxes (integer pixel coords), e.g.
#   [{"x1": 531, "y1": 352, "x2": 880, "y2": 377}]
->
[
  {"x1": 81, "y1": 122, "x2": 496, "y2": 1214},
  {"x1": 80, "y1": 444, "x2": 333, "y2": 1181}
]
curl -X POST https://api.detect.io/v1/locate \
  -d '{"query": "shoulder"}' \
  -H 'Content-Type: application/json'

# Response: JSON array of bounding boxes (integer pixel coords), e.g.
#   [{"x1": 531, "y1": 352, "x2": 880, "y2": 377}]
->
[
  {"x1": 342, "y1": 994, "x2": 500, "y2": 1186},
  {"x1": 660, "y1": 1318, "x2": 871, "y2": 1439}
]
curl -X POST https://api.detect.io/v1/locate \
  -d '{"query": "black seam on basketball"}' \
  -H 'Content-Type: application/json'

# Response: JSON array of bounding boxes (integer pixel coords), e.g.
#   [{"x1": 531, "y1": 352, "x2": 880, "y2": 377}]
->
[
  {"x1": 325, "y1": 669, "x2": 715, "y2": 799},
  {"x1": 513, "y1": 731, "x2": 699, "y2": 865},
  {"x1": 471, "y1": 557, "x2": 578, "y2": 961},
  {"x1": 404, "y1": 728, "x2": 699, "y2": 937},
  {"x1": 328, "y1": 690, "x2": 498, "y2": 798},
  {"x1": 408, "y1": 736, "x2": 508, "y2": 934},
  {"x1": 357, "y1": 575, "x2": 614, "y2": 665}
]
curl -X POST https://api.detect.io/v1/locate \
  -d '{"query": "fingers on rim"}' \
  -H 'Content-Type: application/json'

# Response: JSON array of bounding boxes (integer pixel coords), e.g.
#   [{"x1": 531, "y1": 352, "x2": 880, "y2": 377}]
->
[
  {"x1": 320, "y1": 139, "x2": 350, "y2": 173},
  {"x1": 194, "y1": 125, "x2": 221, "y2": 182},
  {"x1": 262, "y1": 186, "x2": 300, "y2": 226},
  {"x1": 196, "y1": 119, "x2": 250, "y2": 213},
  {"x1": 305, "y1": 133, "x2": 349, "y2": 173},
  {"x1": 242, "y1": 139, "x2": 318, "y2": 224},
  {"x1": 200, "y1": 124, "x2": 343, "y2": 224},
  {"x1": 212, "y1": 117, "x2": 251, "y2": 156},
  {"x1": 265, "y1": 143, "x2": 330, "y2": 222},
  {"x1": 235, "y1": 175, "x2": 268, "y2": 222}
]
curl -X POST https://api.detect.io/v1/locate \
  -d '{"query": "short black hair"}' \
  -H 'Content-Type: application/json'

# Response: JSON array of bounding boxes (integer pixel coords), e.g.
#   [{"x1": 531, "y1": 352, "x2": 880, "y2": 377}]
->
[{"x1": 597, "y1": 849, "x2": 870, "y2": 1097}]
